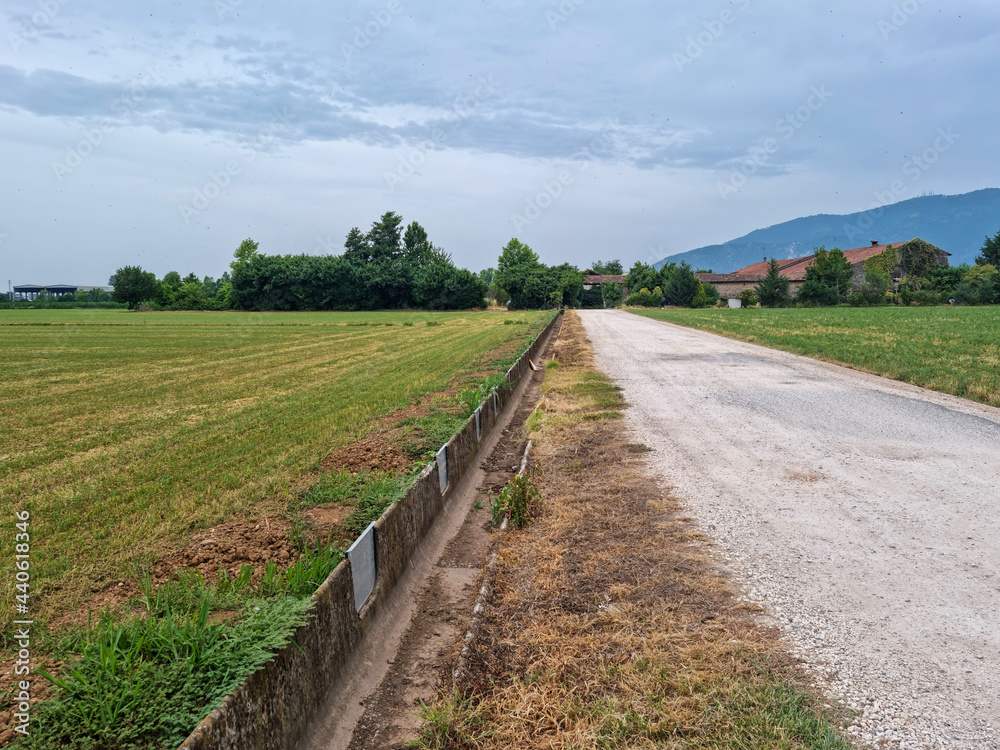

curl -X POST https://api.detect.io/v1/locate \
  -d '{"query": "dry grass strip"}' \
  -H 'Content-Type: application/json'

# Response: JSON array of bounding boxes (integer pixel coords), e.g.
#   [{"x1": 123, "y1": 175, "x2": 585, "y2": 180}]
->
[{"x1": 415, "y1": 311, "x2": 851, "y2": 750}]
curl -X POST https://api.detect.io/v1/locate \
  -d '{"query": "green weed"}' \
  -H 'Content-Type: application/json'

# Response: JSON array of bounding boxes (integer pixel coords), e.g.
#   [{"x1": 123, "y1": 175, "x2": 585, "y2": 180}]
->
[
  {"x1": 489, "y1": 466, "x2": 543, "y2": 529},
  {"x1": 24, "y1": 542, "x2": 342, "y2": 750}
]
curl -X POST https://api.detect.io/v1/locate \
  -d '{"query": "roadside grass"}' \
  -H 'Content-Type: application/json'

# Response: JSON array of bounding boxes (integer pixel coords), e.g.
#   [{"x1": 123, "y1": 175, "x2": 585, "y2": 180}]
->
[
  {"x1": 413, "y1": 311, "x2": 851, "y2": 749},
  {"x1": 629, "y1": 306, "x2": 1000, "y2": 407},
  {"x1": 0, "y1": 309, "x2": 550, "y2": 635}
]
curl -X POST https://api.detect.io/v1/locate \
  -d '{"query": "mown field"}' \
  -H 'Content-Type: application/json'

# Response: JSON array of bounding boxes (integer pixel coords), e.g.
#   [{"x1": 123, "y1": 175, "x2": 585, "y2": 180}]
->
[
  {"x1": 0, "y1": 309, "x2": 551, "y2": 632},
  {"x1": 629, "y1": 306, "x2": 1000, "y2": 407}
]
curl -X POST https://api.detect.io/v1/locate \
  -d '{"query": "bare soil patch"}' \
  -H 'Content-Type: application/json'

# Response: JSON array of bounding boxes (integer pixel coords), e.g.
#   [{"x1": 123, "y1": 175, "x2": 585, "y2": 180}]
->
[{"x1": 322, "y1": 433, "x2": 411, "y2": 474}]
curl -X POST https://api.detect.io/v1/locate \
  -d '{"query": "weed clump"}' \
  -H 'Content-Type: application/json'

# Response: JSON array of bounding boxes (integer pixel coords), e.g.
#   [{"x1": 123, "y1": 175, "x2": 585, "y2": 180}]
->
[
  {"x1": 490, "y1": 466, "x2": 543, "y2": 529},
  {"x1": 457, "y1": 373, "x2": 511, "y2": 418}
]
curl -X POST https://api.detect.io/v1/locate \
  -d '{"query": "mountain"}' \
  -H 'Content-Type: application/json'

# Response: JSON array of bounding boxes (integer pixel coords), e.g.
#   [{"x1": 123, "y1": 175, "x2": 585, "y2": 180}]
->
[{"x1": 654, "y1": 189, "x2": 1000, "y2": 273}]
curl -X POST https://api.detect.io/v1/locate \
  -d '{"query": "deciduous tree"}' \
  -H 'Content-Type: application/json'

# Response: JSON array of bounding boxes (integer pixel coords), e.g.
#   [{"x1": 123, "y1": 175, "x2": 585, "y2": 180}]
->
[{"x1": 111, "y1": 266, "x2": 159, "y2": 309}]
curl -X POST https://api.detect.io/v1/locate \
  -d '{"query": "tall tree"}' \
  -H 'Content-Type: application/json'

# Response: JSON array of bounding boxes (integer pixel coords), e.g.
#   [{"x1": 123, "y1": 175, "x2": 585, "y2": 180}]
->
[
  {"x1": 624, "y1": 261, "x2": 659, "y2": 296},
  {"x1": 664, "y1": 262, "x2": 701, "y2": 307},
  {"x1": 111, "y1": 266, "x2": 159, "y2": 309},
  {"x1": 755, "y1": 258, "x2": 792, "y2": 308},
  {"x1": 366, "y1": 211, "x2": 404, "y2": 261},
  {"x1": 976, "y1": 229, "x2": 1000, "y2": 267},
  {"x1": 495, "y1": 239, "x2": 557, "y2": 310},
  {"x1": 233, "y1": 238, "x2": 259, "y2": 265},
  {"x1": 798, "y1": 247, "x2": 852, "y2": 305}
]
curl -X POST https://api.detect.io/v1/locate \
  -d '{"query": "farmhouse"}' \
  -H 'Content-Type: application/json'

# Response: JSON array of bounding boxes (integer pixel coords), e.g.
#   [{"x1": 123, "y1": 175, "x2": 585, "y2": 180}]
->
[
  {"x1": 697, "y1": 239, "x2": 950, "y2": 299},
  {"x1": 582, "y1": 270, "x2": 626, "y2": 290}
]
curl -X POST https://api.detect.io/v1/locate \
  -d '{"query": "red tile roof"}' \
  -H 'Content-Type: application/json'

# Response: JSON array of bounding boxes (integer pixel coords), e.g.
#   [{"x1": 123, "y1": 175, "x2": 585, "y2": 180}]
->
[
  {"x1": 585, "y1": 274, "x2": 625, "y2": 284},
  {"x1": 695, "y1": 273, "x2": 764, "y2": 283},
  {"x1": 731, "y1": 243, "x2": 902, "y2": 281}
]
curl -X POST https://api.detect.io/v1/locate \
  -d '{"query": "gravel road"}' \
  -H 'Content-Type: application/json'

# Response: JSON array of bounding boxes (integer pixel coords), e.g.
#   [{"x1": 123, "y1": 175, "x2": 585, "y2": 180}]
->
[{"x1": 579, "y1": 310, "x2": 1000, "y2": 749}]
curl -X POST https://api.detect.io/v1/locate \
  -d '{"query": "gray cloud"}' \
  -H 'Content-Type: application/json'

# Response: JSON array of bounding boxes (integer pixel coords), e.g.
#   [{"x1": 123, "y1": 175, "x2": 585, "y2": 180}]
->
[{"x1": 1, "y1": 0, "x2": 998, "y2": 283}]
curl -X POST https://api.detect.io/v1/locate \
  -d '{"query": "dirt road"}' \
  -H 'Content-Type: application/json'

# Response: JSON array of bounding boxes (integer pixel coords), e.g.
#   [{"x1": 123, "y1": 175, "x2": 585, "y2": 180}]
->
[{"x1": 580, "y1": 310, "x2": 1000, "y2": 749}]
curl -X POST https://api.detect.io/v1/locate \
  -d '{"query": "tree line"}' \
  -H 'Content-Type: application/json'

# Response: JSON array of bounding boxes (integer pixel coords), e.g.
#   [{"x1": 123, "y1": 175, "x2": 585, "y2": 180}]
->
[
  {"x1": 110, "y1": 212, "x2": 486, "y2": 311},
  {"x1": 105, "y1": 223, "x2": 1000, "y2": 313}
]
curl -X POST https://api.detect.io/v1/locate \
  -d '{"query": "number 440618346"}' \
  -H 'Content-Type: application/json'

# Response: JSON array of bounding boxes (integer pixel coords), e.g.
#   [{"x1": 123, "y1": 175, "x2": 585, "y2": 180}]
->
[{"x1": 15, "y1": 510, "x2": 30, "y2": 606}]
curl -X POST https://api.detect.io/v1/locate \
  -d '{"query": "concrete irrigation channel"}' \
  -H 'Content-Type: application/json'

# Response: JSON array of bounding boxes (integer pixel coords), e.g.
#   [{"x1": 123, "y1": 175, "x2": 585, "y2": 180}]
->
[
  {"x1": 579, "y1": 309, "x2": 1000, "y2": 749},
  {"x1": 294, "y1": 318, "x2": 560, "y2": 750}
]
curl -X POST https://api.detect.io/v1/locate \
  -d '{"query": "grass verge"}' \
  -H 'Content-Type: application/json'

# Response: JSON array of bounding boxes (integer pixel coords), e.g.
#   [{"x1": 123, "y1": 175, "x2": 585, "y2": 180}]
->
[
  {"x1": 411, "y1": 310, "x2": 851, "y2": 749},
  {"x1": 20, "y1": 544, "x2": 340, "y2": 749},
  {"x1": 629, "y1": 306, "x2": 1000, "y2": 407}
]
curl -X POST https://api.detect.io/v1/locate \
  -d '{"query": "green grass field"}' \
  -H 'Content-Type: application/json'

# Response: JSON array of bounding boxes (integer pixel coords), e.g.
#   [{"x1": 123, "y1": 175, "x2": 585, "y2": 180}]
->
[
  {"x1": 0, "y1": 309, "x2": 551, "y2": 630},
  {"x1": 629, "y1": 306, "x2": 1000, "y2": 407}
]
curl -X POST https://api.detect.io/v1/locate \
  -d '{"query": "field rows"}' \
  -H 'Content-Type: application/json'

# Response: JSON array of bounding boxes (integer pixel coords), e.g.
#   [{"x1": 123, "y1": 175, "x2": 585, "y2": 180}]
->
[{"x1": 0, "y1": 310, "x2": 551, "y2": 629}]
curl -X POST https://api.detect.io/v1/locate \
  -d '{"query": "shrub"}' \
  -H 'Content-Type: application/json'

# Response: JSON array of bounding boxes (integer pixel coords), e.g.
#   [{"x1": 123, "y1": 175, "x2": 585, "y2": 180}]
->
[
  {"x1": 702, "y1": 282, "x2": 720, "y2": 307},
  {"x1": 797, "y1": 278, "x2": 840, "y2": 307},
  {"x1": 624, "y1": 287, "x2": 661, "y2": 307},
  {"x1": 860, "y1": 270, "x2": 890, "y2": 305},
  {"x1": 911, "y1": 289, "x2": 943, "y2": 306},
  {"x1": 737, "y1": 288, "x2": 758, "y2": 308},
  {"x1": 898, "y1": 283, "x2": 914, "y2": 306},
  {"x1": 952, "y1": 282, "x2": 981, "y2": 306},
  {"x1": 601, "y1": 281, "x2": 623, "y2": 308},
  {"x1": 691, "y1": 280, "x2": 707, "y2": 309}
]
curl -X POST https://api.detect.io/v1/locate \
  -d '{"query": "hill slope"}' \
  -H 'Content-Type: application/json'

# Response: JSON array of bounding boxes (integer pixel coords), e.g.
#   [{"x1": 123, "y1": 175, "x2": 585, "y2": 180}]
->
[{"x1": 656, "y1": 189, "x2": 1000, "y2": 272}]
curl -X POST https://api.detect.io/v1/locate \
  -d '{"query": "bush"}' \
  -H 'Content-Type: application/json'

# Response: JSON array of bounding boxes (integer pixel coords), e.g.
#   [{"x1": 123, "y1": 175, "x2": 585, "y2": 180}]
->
[
  {"x1": 691, "y1": 280, "x2": 707, "y2": 309},
  {"x1": 702, "y1": 282, "x2": 720, "y2": 307},
  {"x1": 625, "y1": 287, "x2": 662, "y2": 307},
  {"x1": 848, "y1": 291, "x2": 866, "y2": 307},
  {"x1": 797, "y1": 278, "x2": 840, "y2": 307},
  {"x1": 601, "y1": 281, "x2": 624, "y2": 308},
  {"x1": 898, "y1": 283, "x2": 914, "y2": 306},
  {"x1": 911, "y1": 289, "x2": 943, "y2": 306},
  {"x1": 737, "y1": 288, "x2": 758, "y2": 308},
  {"x1": 952, "y1": 282, "x2": 981, "y2": 306},
  {"x1": 860, "y1": 270, "x2": 890, "y2": 305}
]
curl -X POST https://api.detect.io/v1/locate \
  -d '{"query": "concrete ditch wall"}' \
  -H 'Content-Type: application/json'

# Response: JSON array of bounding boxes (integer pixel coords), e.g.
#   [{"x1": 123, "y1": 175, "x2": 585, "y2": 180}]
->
[{"x1": 178, "y1": 312, "x2": 560, "y2": 750}]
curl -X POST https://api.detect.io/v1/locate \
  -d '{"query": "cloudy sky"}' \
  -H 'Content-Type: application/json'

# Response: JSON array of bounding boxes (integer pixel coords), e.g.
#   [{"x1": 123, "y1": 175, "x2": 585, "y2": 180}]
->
[{"x1": 1, "y1": 0, "x2": 997, "y2": 285}]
